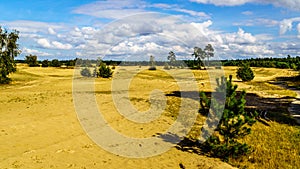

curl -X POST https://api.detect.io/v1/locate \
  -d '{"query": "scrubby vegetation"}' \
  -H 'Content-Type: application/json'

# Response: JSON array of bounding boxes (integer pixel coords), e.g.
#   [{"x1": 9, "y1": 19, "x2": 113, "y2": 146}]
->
[
  {"x1": 41, "y1": 59, "x2": 49, "y2": 67},
  {"x1": 98, "y1": 62, "x2": 113, "y2": 78},
  {"x1": 80, "y1": 67, "x2": 92, "y2": 77}
]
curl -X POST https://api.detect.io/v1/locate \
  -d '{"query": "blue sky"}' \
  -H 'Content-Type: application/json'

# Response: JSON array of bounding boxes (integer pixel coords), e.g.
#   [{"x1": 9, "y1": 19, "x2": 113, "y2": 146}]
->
[{"x1": 1, "y1": 0, "x2": 300, "y2": 60}]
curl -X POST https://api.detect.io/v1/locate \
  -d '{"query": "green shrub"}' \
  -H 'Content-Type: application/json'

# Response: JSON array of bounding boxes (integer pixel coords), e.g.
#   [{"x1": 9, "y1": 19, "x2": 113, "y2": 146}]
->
[
  {"x1": 200, "y1": 75, "x2": 258, "y2": 161},
  {"x1": 236, "y1": 64, "x2": 255, "y2": 82},
  {"x1": 80, "y1": 67, "x2": 91, "y2": 77},
  {"x1": 98, "y1": 62, "x2": 113, "y2": 78}
]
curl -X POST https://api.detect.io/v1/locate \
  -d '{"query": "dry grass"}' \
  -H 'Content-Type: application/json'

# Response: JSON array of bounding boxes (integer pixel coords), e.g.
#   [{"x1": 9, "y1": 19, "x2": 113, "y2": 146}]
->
[{"x1": 234, "y1": 122, "x2": 300, "y2": 169}]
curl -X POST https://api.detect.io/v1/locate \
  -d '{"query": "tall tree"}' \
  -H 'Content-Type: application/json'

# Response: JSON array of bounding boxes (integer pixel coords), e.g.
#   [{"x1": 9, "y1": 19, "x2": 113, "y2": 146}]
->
[
  {"x1": 204, "y1": 44, "x2": 214, "y2": 67},
  {"x1": 0, "y1": 27, "x2": 20, "y2": 84},
  {"x1": 167, "y1": 51, "x2": 176, "y2": 67},
  {"x1": 192, "y1": 47, "x2": 205, "y2": 69}
]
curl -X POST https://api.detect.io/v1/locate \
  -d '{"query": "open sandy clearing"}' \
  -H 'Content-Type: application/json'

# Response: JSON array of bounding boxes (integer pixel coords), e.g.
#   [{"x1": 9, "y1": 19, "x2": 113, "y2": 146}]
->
[
  {"x1": 1, "y1": 65, "x2": 299, "y2": 169},
  {"x1": 0, "y1": 65, "x2": 235, "y2": 169}
]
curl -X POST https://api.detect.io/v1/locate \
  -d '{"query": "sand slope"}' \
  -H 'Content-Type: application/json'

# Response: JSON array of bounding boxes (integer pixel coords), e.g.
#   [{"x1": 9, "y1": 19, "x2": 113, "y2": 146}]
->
[{"x1": 0, "y1": 65, "x2": 234, "y2": 169}]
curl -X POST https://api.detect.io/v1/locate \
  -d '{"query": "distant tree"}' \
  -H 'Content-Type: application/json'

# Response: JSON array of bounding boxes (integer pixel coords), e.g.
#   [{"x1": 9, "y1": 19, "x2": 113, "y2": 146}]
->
[
  {"x1": 204, "y1": 44, "x2": 214, "y2": 67},
  {"x1": 192, "y1": 47, "x2": 205, "y2": 69},
  {"x1": 51, "y1": 59, "x2": 61, "y2": 67},
  {"x1": 0, "y1": 28, "x2": 20, "y2": 84},
  {"x1": 80, "y1": 67, "x2": 91, "y2": 77},
  {"x1": 25, "y1": 54, "x2": 39, "y2": 67},
  {"x1": 66, "y1": 59, "x2": 76, "y2": 67},
  {"x1": 41, "y1": 59, "x2": 49, "y2": 67},
  {"x1": 275, "y1": 62, "x2": 289, "y2": 69},
  {"x1": 149, "y1": 55, "x2": 156, "y2": 70},
  {"x1": 236, "y1": 64, "x2": 255, "y2": 82},
  {"x1": 167, "y1": 51, "x2": 176, "y2": 67},
  {"x1": 163, "y1": 62, "x2": 170, "y2": 70}
]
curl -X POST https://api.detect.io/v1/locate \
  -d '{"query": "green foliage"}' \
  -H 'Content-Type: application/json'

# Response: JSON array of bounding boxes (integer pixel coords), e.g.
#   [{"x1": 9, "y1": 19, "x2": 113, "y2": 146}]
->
[
  {"x1": 41, "y1": 60, "x2": 49, "y2": 67},
  {"x1": 200, "y1": 75, "x2": 258, "y2": 161},
  {"x1": 275, "y1": 62, "x2": 289, "y2": 69},
  {"x1": 204, "y1": 44, "x2": 214, "y2": 67},
  {"x1": 192, "y1": 47, "x2": 205, "y2": 69},
  {"x1": 192, "y1": 44, "x2": 214, "y2": 69},
  {"x1": 167, "y1": 51, "x2": 176, "y2": 67},
  {"x1": 98, "y1": 62, "x2": 112, "y2": 78},
  {"x1": 222, "y1": 55, "x2": 300, "y2": 69},
  {"x1": 65, "y1": 59, "x2": 76, "y2": 67},
  {"x1": 25, "y1": 54, "x2": 39, "y2": 67},
  {"x1": 290, "y1": 63, "x2": 297, "y2": 70},
  {"x1": 50, "y1": 59, "x2": 61, "y2": 67},
  {"x1": 0, "y1": 28, "x2": 20, "y2": 84},
  {"x1": 236, "y1": 64, "x2": 255, "y2": 82},
  {"x1": 80, "y1": 67, "x2": 91, "y2": 77}
]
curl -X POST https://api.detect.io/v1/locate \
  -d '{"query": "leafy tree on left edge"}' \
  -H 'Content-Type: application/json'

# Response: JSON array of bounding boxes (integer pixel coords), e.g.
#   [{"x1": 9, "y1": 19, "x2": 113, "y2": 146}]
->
[{"x1": 0, "y1": 27, "x2": 21, "y2": 84}]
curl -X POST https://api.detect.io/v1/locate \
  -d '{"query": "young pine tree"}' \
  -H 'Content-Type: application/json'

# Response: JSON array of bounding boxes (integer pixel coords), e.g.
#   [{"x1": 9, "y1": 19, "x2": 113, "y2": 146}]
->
[
  {"x1": 236, "y1": 63, "x2": 255, "y2": 82},
  {"x1": 200, "y1": 75, "x2": 258, "y2": 161}
]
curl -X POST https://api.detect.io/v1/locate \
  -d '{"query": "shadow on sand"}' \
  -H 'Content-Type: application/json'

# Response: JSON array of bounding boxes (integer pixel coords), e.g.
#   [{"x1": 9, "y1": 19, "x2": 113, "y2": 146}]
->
[{"x1": 166, "y1": 90, "x2": 298, "y2": 126}]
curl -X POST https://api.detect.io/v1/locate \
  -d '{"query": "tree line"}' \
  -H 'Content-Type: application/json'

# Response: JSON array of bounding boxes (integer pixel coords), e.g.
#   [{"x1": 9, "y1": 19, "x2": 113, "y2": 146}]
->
[{"x1": 222, "y1": 55, "x2": 300, "y2": 70}]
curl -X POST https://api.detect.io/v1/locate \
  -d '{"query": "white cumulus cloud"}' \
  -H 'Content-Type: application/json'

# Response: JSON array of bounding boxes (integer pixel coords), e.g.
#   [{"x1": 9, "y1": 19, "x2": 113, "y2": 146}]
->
[
  {"x1": 223, "y1": 28, "x2": 256, "y2": 44},
  {"x1": 37, "y1": 38, "x2": 52, "y2": 48},
  {"x1": 52, "y1": 41, "x2": 73, "y2": 50},
  {"x1": 22, "y1": 47, "x2": 52, "y2": 56},
  {"x1": 48, "y1": 27, "x2": 56, "y2": 35},
  {"x1": 279, "y1": 17, "x2": 300, "y2": 36},
  {"x1": 37, "y1": 38, "x2": 73, "y2": 50}
]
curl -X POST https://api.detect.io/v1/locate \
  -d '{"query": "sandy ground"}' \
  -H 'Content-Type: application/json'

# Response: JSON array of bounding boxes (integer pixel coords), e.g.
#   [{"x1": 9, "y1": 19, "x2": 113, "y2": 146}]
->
[{"x1": 0, "y1": 65, "x2": 235, "y2": 169}]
